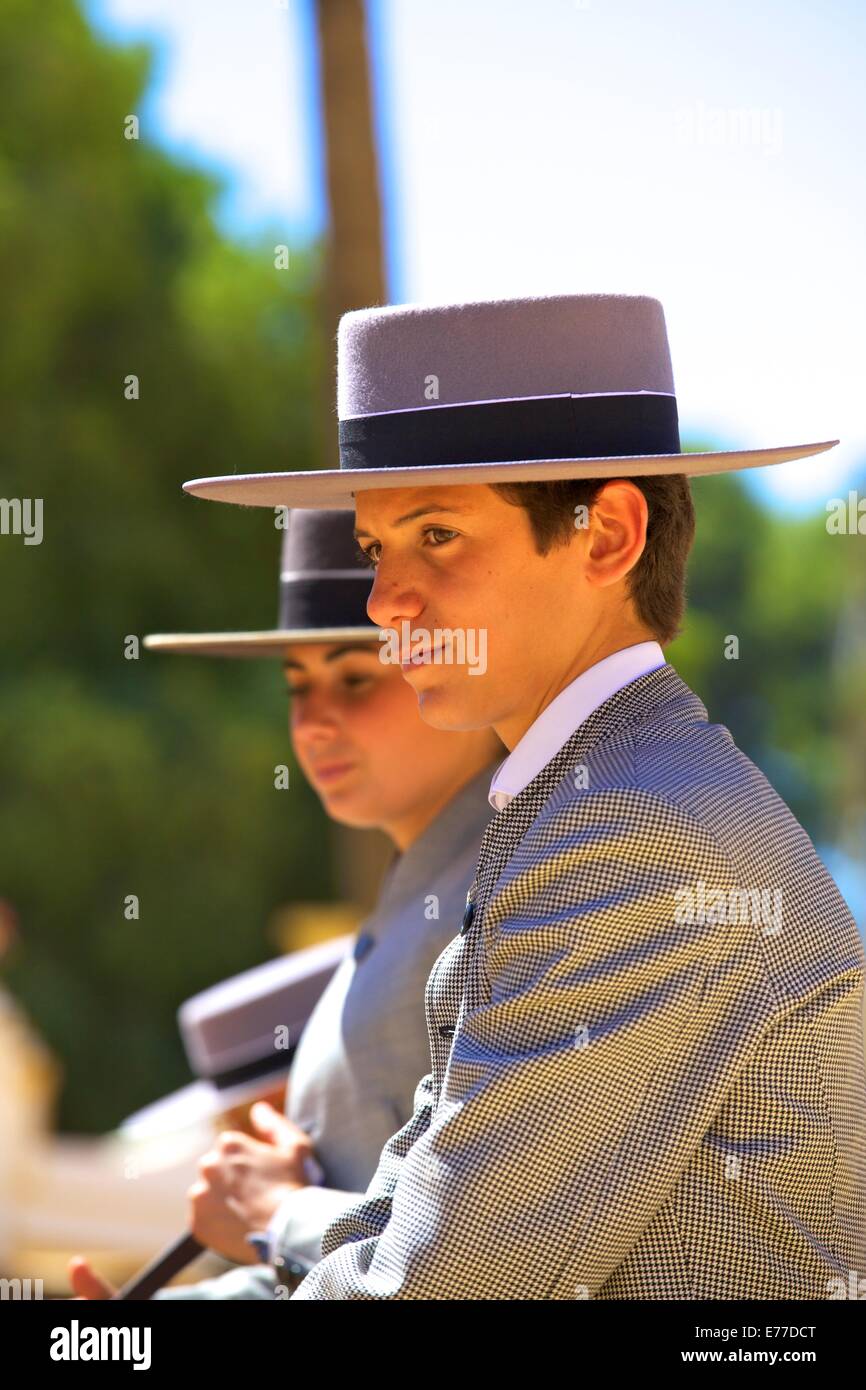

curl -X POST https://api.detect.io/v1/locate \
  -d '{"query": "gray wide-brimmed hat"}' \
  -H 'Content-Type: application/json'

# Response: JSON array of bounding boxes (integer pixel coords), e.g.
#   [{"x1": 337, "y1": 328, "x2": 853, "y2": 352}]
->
[
  {"x1": 120, "y1": 935, "x2": 353, "y2": 1138},
  {"x1": 182, "y1": 293, "x2": 838, "y2": 510},
  {"x1": 145, "y1": 508, "x2": 383, "y2": 657}
]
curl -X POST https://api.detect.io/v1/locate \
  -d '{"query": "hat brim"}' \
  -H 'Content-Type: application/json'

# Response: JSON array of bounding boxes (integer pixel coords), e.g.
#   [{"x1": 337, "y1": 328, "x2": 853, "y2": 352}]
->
[
  {"x1": 144, "y1": 628, "x2": 384, "y2": 659},
  {"x1": 118, "y1": 1066, "x2": 290, "y2": 1139},
  {"x1": 182, "y1": 441, "x2": 839, "y2": 510},
  {"x1": 118, "y1": 1081, "x2": 221, "y2": 1138}
]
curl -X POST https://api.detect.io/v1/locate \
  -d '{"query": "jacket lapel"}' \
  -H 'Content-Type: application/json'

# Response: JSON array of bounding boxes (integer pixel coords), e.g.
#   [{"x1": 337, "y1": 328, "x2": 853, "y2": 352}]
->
[
  {"x1": 469, "y1": 663, "x2": 709, "y2": 922},
  {"x1": 426, "y1": 663, "x2": 710, "y2": 1079}
]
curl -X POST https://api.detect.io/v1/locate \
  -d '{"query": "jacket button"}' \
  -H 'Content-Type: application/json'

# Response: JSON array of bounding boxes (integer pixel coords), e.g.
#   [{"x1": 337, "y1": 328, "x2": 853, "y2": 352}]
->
[
  {"x1": 460, "y1": 900, "x2": 475, "y2": 935},
  {"x1": 438, "y1": 1025, "x2": 455, "y2": 1038},
  {"x1": 353, "y1": 932, "x2": 375, "y2": 962}
]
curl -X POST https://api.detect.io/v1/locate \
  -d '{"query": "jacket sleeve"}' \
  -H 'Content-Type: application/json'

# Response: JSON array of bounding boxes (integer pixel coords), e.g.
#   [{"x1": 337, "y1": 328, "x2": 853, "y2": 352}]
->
[
  {"x1": 306, "y1": 1068, "x2": 437, "y2": 1259},
  {"x1": 267, "y1": 1185, "x2": 367, "y2": 1270},
  {"x1": 290, "y1": 793, "x2": 779, "y2": 1300}
]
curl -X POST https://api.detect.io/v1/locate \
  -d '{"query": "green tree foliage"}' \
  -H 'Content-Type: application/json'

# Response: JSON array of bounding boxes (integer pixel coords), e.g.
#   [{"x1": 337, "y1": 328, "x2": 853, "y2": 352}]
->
[
  {"x1": 0, "y1": 0, "x2": 333, "y2": 1130},
  {"x1": 671, "y1": 464, "x2": 857, "y2": 849}
]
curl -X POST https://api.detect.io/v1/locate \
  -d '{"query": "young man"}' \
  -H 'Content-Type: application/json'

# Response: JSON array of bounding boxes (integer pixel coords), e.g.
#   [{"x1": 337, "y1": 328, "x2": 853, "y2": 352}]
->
[
  {"x1": 68, "y1": 508, "x2": 501, "y2": 1299},
  {"x1": 183, "y1": 293, "x2": 865, "y2": 1300}
]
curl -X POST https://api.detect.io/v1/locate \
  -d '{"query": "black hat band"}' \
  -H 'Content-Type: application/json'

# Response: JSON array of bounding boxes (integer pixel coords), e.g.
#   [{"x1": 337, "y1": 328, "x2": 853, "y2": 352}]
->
[{"x1": 338, "y1": 391, "x2": 680, "y2": 472}]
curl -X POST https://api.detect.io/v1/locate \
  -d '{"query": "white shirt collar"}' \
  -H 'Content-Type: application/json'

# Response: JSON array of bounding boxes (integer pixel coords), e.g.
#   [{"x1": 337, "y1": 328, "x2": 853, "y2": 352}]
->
[{"x1": 488, "y1": 641, "x2": 666, "y2": 812}]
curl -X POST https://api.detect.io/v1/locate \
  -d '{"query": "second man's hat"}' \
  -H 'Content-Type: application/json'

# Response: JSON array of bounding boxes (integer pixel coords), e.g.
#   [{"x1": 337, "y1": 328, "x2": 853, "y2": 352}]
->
[{"x1": 145, "y1": 508, "x2": 382, "y2": 657}]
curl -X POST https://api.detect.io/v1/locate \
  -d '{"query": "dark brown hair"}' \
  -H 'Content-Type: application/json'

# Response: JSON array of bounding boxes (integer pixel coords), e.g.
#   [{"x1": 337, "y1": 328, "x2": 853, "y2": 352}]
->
[{"x1": 488, "y1": 475, "x2": 695, "y2": 645}]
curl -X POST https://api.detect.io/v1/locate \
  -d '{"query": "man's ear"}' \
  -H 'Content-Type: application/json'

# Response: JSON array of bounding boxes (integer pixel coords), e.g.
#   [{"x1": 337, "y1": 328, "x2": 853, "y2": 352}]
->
[{"x1": 584, "y1": 480, "x2": 648, "y2": 588}]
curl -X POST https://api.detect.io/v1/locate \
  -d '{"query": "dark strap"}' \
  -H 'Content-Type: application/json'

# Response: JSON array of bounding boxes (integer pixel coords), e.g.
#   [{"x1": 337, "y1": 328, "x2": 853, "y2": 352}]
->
[
  {"x1": 112, "y1": 1232, "x2": 204, "y2": 1300},
  {"x1": 206, "y1": 1048, "x2": 297, "y2": 1095},
  {"x1": 338, "y1": 391, "x2": 680, "y2": 471}
]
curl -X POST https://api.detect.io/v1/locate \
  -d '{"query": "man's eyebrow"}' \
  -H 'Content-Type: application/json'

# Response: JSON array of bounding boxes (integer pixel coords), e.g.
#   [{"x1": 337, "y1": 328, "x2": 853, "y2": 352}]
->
[
  {"x1": 354, "y1": 503, "x2": 471, "y2": 540},
  {"x1": 282, "y1": 644, "x2": 379, "y2": 670}
]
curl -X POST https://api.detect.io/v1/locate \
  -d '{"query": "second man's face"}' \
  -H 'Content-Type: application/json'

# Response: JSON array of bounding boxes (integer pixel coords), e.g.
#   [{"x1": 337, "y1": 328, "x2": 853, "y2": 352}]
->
[{"x1": 284, "y1": 641, "x2": 496, "y2": 833}]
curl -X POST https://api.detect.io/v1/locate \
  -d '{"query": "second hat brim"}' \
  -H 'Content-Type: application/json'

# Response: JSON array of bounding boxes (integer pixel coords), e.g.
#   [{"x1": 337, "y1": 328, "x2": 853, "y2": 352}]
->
[
  {"x1": 144, "y1": 627, "x2": 384, "y2": 659},
  {"x1": 118, "y1": 1070, "x2": 290, "y2": 1140},
  {"x1": 182, "y1": 440, "x2": 839, "y2": 510}
]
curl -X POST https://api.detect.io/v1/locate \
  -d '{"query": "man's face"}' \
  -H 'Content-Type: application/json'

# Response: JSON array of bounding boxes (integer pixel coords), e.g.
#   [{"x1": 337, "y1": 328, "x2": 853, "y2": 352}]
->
[{"x1": 354, "y1": 483, "x2": 597, "y2": 738}]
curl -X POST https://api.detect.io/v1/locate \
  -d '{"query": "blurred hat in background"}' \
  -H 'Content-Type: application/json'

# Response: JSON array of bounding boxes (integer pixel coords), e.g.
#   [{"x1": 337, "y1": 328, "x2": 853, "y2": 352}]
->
[
  {"x1": 120, "y1": 934, "x2": 353, "y2": 1139},
  {"x1": 144, "y1": 508, "x2": 382, "y2": 657}
]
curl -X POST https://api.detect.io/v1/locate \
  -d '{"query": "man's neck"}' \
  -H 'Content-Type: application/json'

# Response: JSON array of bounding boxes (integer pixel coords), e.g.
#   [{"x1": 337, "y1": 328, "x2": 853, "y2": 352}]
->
[{"x1": 494, "y1": 629, "x2": 659, "y2": 751}]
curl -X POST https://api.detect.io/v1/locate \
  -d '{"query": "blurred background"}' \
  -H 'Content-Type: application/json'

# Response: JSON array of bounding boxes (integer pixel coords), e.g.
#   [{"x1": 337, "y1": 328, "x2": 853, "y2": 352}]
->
[{"x1": 0, "y1": 0, "x2": 863, "y2": 1290}]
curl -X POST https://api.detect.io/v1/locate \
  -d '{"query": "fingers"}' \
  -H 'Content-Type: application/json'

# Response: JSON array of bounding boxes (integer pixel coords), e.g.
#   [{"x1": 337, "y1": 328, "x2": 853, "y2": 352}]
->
[
  {"x1": 199, "y1": 1147, "x2": 224, "y2": 1176},
  {"x1": 188, "y1": 1179, "x2": 211, "y2": 1209},
  {"x1": 209, "y1": 1132, "x2": 248, "y2": 1160},
  {"x1": 197, "y1": 1140, "x2": 243, "y2": 1182},
  {"x1": 187, "y1": 1180, "x2": 251, "y2": 1264},
  {"x1": 68, "y1": 1257, "x2": 115, "y2": 1300},
  {"x1": 250, "y1": 1102, "x2": 309, "y2": 1150},
  {"x1": 188, "y1": 1178, "x2": 231, "y2": 1231},
  {"x1": 249, "y1": 1100, "x2": 288, "y2": 1140}
]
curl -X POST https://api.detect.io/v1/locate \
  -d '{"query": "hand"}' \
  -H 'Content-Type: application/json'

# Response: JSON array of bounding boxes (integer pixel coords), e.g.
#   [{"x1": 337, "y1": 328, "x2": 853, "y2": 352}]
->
[
  {"x1": 67, "y1": 1256, "x2": 116, "y2": 1299},
  {"x1": 188, "y1": 1102, "x2": 316, "y2": 1265}
]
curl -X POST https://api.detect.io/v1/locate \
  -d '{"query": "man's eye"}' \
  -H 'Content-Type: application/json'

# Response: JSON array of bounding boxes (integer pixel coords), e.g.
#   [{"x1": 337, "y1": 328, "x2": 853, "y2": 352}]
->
[
  {"x1": 357, "y1": 544, "x2": 379, "y2": 569},
  {"x1": 285, "y1": 686, "x2": 307, "y2": 698},
  {"x1": 356, "y1": 527, "x2": 456, "y2": 569},
  {"x1": 425, "y1": 526, "x2": 458, "y2": 546}
]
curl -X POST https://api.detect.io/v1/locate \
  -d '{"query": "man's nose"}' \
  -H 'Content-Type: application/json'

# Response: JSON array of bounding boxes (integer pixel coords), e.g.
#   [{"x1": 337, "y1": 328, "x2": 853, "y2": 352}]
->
[
  {"x1": 366, "y1": 557, "x2": 424, "y2": 628},
  {"x1": 291, "y1": 689, "x2": 340, "y2": 738}
]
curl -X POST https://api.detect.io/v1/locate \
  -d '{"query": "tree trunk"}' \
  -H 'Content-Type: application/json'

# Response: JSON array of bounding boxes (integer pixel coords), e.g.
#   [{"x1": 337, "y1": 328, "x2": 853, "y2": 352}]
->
[{"x1": 314, "y1": 0, "x2": 391, "y2": 911}]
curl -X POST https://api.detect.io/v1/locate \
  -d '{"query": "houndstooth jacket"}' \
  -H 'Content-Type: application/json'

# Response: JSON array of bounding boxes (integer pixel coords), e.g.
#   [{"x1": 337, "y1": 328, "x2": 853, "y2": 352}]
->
[{"x1": 289, "y1": 663, "x2": 866, "y2": 1300}]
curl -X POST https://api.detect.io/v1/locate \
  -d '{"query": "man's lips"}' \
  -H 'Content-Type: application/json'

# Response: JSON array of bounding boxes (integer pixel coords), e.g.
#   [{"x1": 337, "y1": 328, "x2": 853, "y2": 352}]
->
[
  {"x1": 400, "y1": 643, "x2": 442, "y2": 669},
  {"x1": 312, "y1": 760, "x2": 357, "y2": 783}
]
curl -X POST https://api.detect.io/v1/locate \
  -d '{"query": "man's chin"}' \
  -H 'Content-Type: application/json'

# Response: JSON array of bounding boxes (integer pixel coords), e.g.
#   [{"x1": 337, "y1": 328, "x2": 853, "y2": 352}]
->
[
  {"x1": 322, "y1": 797, "x2": 380, "y2": 829},
  {"x1": 412, "y1": 680, "x2": 490, "y2": 732}
]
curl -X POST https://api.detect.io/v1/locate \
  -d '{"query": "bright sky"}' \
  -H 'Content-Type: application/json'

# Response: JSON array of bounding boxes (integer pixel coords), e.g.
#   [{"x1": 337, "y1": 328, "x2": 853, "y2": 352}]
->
[{"x1": 85, "y1": 0, "x2": 866, "y2": 512}]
